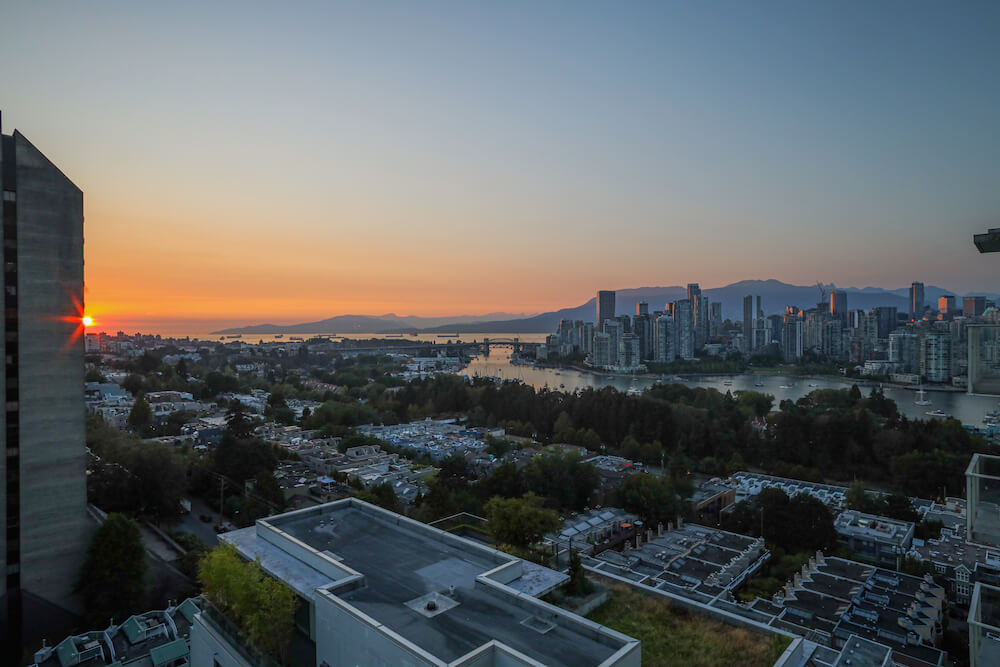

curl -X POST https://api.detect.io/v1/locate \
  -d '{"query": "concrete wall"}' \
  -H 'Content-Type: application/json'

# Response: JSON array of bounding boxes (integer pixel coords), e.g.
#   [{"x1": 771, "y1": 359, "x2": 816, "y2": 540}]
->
[
  {"x1": 314, "y1": 590, "x2": 443, "y2": 667},
  {"x1": 189, "y1": 613, "x2": 254, "y2": 667}
]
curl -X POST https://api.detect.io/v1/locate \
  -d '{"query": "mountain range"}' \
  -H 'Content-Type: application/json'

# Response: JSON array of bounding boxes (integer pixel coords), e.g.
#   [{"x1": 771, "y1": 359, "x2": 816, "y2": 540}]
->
[{"x1": 212, "y1": 280, "x2": 1000, "y2": 335}]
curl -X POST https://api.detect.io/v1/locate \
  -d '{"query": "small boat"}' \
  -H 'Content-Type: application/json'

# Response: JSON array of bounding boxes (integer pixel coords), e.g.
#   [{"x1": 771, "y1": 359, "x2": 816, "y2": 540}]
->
[
  {"x1": 722, "y1": 380, "x2": 733, "y2": 386},
  {"x1": 808, "y1": 383, "x2": 818, "y2": 388},
  {"x1": 779, "y1": 384, "x2": 792, "y2": 389},
  {"x1": 914, "y1": 385, "x2": 932, "y2": 407},
  {"x1": 925, "y1": 409, "x2": 948, "y2": 418}
]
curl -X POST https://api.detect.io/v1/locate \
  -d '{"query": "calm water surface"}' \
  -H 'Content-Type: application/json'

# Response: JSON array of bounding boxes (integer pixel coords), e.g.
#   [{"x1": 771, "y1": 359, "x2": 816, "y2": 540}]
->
[{"x1": 460, "y1": 348, "x2": 1000, "y2": 427}]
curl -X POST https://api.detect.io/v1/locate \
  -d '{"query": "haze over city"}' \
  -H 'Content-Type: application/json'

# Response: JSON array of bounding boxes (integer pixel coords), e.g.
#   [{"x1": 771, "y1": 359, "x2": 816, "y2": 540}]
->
[{"x1": 1, "y1": 2, "x2": 997, "y2": 332}]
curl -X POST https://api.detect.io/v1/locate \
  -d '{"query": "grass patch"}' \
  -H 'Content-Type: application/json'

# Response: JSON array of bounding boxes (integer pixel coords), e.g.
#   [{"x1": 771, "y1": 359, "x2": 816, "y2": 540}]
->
[{"x1": 587, "y1": 581, "x2": 790, "y2": 667}]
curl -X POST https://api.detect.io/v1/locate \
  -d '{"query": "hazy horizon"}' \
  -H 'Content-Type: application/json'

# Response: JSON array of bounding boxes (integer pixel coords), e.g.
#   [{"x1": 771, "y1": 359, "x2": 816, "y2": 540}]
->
[{"x1": 2, "y1": 2, "x2": 998, "y2": 332}]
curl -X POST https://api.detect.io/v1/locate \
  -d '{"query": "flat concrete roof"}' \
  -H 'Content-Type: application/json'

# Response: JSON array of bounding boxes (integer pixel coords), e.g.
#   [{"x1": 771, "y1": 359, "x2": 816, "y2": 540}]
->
[{"x1": 274, "y1": 506, "x2": 617, "y2": 666}]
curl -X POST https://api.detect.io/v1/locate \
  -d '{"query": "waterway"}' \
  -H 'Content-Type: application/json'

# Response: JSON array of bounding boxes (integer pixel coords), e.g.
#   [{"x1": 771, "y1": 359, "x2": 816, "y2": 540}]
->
[
  {"x1": 140, "y1": 332, "x2": 549, "y2": 345},
  {"x1": 460, "y1": 348, "x2": 1000, "y2": 428}
]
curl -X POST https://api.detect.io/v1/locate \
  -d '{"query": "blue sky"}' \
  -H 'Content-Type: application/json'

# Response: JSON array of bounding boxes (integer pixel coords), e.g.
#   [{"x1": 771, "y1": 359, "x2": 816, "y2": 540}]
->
[{"x1": 1, "y1": 2, "x2": 997, "y2": 327}]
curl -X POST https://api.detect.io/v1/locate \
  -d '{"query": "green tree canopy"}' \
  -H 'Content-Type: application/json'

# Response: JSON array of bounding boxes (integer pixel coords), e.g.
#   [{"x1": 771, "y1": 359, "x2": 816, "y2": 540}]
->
[
  {"x1": 199, "y1": 544, "x2": 298, "y2": 661},
  {"x1": 75, "y1": 513, "x2": 147, "y2": 626},
  {"x1": 484, "y1": 493, "x2": 560, "y2": 548},
  {"x1": 127, "y1": 396, "x2": 153, "y2": 434}
]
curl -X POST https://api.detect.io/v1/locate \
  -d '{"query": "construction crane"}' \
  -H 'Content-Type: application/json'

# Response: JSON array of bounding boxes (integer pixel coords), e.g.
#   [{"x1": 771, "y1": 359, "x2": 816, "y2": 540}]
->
[{"x1": 816, "y1": 281, "x2": 827, "y2": 304}]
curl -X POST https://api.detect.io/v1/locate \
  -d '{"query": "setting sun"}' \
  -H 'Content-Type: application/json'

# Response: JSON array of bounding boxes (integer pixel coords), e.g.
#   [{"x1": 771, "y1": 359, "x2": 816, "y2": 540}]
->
[{"x1": 82, "y1": 316, "x2": 93, "y2": 327}]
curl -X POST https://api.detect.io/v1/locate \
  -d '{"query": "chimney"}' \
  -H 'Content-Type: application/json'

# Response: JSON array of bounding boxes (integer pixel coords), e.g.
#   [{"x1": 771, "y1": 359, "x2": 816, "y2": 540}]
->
[
  {"x1": 658, "y1": 522, "x2": 664, "y2": 537},
  {"x1": 815, "y1": 550, "x2": 825, "y2": 565},
  {"x1": 793, "y1": 573, "x2": 801, "y2": 588},
  {"x1": 677, "y1": 516, "x2": 684, "y2": 528},
  {"x1": 667, "y1": 521, "x2": 674, "y2": 532},
  {"x1": 647, "y1": 529, "x2": 653, "y2": 542},
  {"x1": 635, "y1": 534, "x2": 641, "y2": 548}
]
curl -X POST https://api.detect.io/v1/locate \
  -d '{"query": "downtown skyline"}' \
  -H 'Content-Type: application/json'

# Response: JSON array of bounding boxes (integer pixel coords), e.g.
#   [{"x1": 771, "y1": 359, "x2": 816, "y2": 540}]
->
[{"x1": 1, "y1": 2, "x2": 998, "y2": 332}]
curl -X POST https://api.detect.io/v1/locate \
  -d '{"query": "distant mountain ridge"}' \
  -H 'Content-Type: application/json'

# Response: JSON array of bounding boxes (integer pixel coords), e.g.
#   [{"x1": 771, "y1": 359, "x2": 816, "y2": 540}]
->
[{"x1": 213, "y1": 280, "x2": 1000, "y2": 335}]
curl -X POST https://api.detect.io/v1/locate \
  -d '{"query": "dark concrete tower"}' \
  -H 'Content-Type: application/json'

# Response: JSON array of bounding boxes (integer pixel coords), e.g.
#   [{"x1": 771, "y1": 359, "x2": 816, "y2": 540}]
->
[{"x1": 1, "y1": 114, "x2": 90, "y2": 660}]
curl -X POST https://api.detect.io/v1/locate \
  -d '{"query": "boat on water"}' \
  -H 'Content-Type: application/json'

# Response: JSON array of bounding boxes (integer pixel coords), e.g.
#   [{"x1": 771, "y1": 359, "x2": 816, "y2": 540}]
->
[
  {"x1": 808, "y1": 383, "x2": 818, "y2": 388},
  {"x1": 722, "y1": 380, "x2": 733, "y2": 386},
  {"x1": 926, "y1": 409, "x2": 948, "y2": 418},
  {"x1": 779, "y1": 384, "x2": 793, "y2": 389},
  {"x1": 914, "y1": 385, "x2": 932, "y2": 407},
  {"x1": 274, "y1": 334, "x2": 283, "y2": 338}
]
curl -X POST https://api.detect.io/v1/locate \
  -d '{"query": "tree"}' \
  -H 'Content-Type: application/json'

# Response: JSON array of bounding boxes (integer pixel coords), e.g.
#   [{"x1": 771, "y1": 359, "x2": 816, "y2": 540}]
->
[
  {"x1": 567, "y1": 548, "x2": 591, "y2": 596},
  {"x1": 127, "y1": 396, "x2": 153, "y2": 434},
  {"x1": 484, "y1": 493, "x2": 560, "y2": 548},
  {"x1": 75, "y1": 513, "x2": 147, "y2": 626},
  {"x1": 199, "y1": 544, "x2": 297, "y2": 661},
  {"x1": 619, "y1": 473, "x2": 681, "y2": 527},
  {"x1": 225, "y1": 404, "x2": 255, "y2": 440}
]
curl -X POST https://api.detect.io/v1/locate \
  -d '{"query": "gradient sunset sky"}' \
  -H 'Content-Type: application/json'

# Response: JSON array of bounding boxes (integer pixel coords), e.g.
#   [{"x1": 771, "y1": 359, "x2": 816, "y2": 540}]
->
[{"x1": 2, "y1": 2, "x2": 998, "y2": 333}]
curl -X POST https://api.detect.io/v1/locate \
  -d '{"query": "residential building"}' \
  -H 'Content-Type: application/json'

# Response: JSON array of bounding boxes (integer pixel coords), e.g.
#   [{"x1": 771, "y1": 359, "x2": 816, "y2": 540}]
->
[
  {"x1": 833, "y1": 510, "x2": 914, "y2": 566},
  {"x1": 673, "y1": 299, "x2": 695, "y2": 360},
  {"x1": 27, "y1": 598, "x2": 202, "y2": 667},
  {"x1": 966, "y1": 454, "x2": 1000, "y2": 667},
  {"x1": 201, "y1": 499, "x2": 640, "y2": 667},
  {"x1": 888, "y1": 332, "x2": 920, "y2": 374},
  {"x1": 1, "y1": 117, "x2": 91, "y2": 653},
  {"x1": 635, "y1": 301, "x2": 648, "y2": 316},
  {"x1": 748, "y1": 554, "x2": 947, "y2": 666},
  {"x1": 654, "y1": 314, "x2": 675, "y2": 362},
  {"x1": 964, "y1": 296, "x2": 987, "y2": 318},
  {"x1": 920, "y1": 333, "x2": 951, "y2": 383},
  {"x1": 938, "y1": 295, "x2": 955, "y2": 315},
  {"x1": 968, "y1": 324, "x2": 1000, "y2": 395},
  {"x1": 874, "y1": 306, "x2": 898, "y2": 340}
]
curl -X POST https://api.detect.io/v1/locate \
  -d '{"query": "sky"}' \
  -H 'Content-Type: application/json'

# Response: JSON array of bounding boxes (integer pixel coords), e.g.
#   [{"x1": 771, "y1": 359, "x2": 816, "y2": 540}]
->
[{"x1": 1, "y1": 1, "x2": 998, "y2": 332}]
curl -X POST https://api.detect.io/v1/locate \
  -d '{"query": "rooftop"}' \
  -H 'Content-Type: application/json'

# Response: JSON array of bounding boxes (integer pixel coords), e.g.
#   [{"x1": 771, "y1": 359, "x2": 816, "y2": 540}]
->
[{"x1": 222, "y1": 499, "x2": 637, "y2": 667}]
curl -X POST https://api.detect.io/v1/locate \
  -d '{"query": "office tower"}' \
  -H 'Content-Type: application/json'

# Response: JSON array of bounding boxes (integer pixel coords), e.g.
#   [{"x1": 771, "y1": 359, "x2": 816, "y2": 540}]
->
[
  {"x1": 673, "y1": 299, "x2": 694, "y2": 360},
  {"x1": 615, "y1": 314, "x2": 631, "y2": 334},
  {"x1": 687, "y1": 283, "x2": 701, "y2": 304},
  {"x1": 597, "y1": 290, "x2": 615, "y2": 329},
  {"x1": 654, "y1": 314, "x2": 675, "y2": 362},
  {"x1": 829, "y1": 290, "x2": 848, "y2": 322},
  {"x1": 1, "y1": 118, "x2": 90, "y2": 653},
  {"x1": 742, "y1": 295, "x2": 754, "y2": 335},
  {"x1": 636, "y1": 301, "x2": 648, "y2": 317},
  {"x1": 964, "y1": 296, "x2": 987, "y2": 318},
  {"x1": 909, "y1": 282, "x2": 924, "y2": 318},
  {"x1": 920, "y1": 333, "x2": 951, "y2": 383},
  {"x1": 939, "y1": 295, "x2": 955, "y2": 315}
]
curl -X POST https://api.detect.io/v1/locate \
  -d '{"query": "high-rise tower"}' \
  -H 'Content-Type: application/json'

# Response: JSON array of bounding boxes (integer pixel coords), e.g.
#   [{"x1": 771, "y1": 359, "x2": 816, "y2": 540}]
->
[
  {"x1": 597, "y1": 290, "x2": 616, "y2": 329},
  {"x1": 1, "y1": 116, "x2": 89, "y2": 657},
  {"x1": 910, "y1": 282, "x2": 924, "y2": 318}
]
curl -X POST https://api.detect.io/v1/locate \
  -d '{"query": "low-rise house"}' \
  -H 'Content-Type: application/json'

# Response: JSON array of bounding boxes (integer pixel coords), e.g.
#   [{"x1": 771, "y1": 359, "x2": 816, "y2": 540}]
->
[{"x1": 834, "y1": 510, "x2": 914, "y2": 566}]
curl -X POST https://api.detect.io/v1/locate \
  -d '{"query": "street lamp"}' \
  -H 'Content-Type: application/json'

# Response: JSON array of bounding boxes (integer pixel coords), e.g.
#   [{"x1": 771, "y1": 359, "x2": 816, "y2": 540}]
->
[{"x1": 973, "y1": 228, "x2": 1000, "y2": 254}]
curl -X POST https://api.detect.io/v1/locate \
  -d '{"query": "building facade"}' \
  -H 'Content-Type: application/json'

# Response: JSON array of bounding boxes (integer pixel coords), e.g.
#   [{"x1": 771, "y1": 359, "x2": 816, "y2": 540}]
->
[{"x1": 1, "y1": 119, "x2": 91, "y2": 654}]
